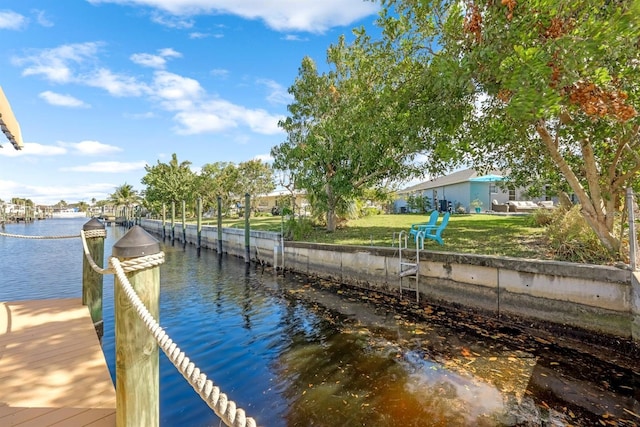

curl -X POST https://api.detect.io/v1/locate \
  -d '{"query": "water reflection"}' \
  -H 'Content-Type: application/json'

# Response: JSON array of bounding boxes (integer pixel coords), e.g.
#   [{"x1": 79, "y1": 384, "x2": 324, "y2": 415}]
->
[{"x1": 0, "y1": 219, "x2": 638, "y2": 426}]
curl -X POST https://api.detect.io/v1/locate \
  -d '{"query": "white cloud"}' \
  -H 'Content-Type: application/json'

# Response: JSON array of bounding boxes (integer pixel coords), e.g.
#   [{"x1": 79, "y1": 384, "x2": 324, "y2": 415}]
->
[
  {"x1": 86, "y1": 0, "x2": 379, "y2": 33},
  {"x1": 283, "y1": 34, "x2": 308, "y2": 42},
  {"x1": 0, "y1": 10, "x2": 27, "y2": 30},
  {"x1": 210, "y1": 68, "x2": 229, "y2": 78},
  {"x1": 84, "y1": 68, "x2": 149, "y2": 97},
  {"x1": 130, "y1": 48, "x2": 182, "y2": 69},
  {"x1": 33, "y1": 9, "x2": 54, "y2": 27},
  {"x1": 254, "y1": 153, "x2": 272, "y2": 163},
  {"x1": 124, "y1": 111, "x2": 156, "y2": 119},
  {"x1": 152, "y1": 70, "x2": 204, "y2": 109},
  {"x1": 257, "y1": 79, "x2": 292, "y2": 105},
  {"x1": 0, "y1": 142, "x2": 66, "y2": 157},
  {"x1": 57, "y1": 140, "x2": 123, "y2": 155},
  {"x1": 13, "y1": 42, "x2": 102, "y2": 83},
  {"x1": 39, "y1": 91, "x2": 90, "y2": 108},
  {"x1": 150, "y1": 12, "x2": 194, "y2": 28},
  {"x1": 0, "y1": 180, "x2": 119, "y2": 205},
  {"x1": 60, "y1": 161, "x2": 147, "y2": 172},
  {"x1": 172, "y1": 99, "x2": 283, "y2": 135},
  {"x1": 189, "y1": 31, "x2": 223, "y2": 39}
]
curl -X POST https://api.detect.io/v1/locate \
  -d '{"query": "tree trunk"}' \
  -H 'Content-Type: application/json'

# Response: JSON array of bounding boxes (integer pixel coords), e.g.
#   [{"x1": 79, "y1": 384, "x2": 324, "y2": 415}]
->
[
  {"x1": 536, "y1": 120, "x2": 621, "y2": 255},
  {"x1": 325, "y1": 182, "x2": 337, "y2": 232}
]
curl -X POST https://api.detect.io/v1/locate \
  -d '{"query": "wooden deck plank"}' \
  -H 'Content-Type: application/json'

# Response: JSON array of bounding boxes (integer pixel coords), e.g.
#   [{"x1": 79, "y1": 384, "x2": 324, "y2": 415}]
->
[{"x1": 0, "y1": 298, "x2": 116, "y2": 426}]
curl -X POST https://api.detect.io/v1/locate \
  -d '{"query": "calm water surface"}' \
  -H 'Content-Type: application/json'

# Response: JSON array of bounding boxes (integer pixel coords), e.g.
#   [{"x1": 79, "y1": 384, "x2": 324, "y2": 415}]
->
[{"x1": 1, "y1": 218, "x2": 638, "y2": 426}]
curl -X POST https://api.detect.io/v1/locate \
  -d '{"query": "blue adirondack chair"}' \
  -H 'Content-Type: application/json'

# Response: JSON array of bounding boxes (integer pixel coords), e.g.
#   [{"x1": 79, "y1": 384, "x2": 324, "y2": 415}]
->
[
  {"x1": 408, "y1": 210, "x2": 439, "y2": 242},
  {"x1": 417, "y1": 211, "x2": 451, "y2": 247}
]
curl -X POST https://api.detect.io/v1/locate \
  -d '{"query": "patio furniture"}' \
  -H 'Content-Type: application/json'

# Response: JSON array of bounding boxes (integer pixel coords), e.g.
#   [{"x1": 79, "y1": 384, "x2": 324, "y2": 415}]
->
[
  {"x1": 417, "y1": 212, "x2": 451, "y2": 247},
  {"x1": 537, "y1": 201, "x2": 555, "y2": 209},
  {"x1": 491, "y1": 199, "x2": 510, "y2": 212},
  {"x1": 409, "y1": 210, "x2": 439, "y2": 242},
  {"x1": 508, "y1": 201, "x2": 540, "y2": 212}
]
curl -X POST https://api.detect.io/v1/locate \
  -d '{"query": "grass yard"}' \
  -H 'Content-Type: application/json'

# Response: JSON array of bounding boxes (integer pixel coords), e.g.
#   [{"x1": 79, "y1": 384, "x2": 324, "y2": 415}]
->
[{"x1": 205, "y1": 213, "x2": 550, "y2": 260}]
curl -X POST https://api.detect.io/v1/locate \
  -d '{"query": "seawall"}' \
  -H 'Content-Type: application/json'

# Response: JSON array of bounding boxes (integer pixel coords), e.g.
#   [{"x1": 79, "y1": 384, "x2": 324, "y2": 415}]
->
[{"x1": 140, "y1": 219, "x2": 639, "y2": 344}]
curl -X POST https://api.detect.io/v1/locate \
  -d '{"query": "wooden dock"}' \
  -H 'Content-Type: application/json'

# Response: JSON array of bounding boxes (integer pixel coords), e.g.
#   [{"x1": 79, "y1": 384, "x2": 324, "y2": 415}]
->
[{"x1": 0, "y1": 298, "x2": 116, "y2": 426}]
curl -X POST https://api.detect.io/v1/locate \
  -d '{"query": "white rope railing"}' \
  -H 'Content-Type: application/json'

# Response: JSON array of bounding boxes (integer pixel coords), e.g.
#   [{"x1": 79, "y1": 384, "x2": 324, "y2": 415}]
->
[
  {"x1": 79, "y1": 230, "x2": 258, "y2": 427},
  {"x1": 0, "y1": 231, "x2": 80, "y2": 239}
]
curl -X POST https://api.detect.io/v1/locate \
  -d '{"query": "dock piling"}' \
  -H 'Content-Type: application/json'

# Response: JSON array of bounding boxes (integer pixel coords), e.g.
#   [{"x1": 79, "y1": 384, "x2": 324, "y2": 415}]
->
[
  {"x1": 244, "y1": 193, "x2": 250, "y2": 263},
  {"x1": 82, "y1": 218, "x2": 106, "y2": 337},
  {"x1": 112, "y1": 226, "x2": 162, "y2": 427}
]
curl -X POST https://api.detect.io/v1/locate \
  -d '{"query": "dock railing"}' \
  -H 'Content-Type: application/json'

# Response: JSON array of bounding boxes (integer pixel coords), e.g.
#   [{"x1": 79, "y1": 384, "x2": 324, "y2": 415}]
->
[{"x1": 80, "y1": 222, "x2": 258, "y2": 427}]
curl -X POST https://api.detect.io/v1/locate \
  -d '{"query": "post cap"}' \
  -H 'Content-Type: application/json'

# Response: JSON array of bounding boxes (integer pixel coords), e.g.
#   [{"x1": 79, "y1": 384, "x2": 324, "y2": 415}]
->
[
  {"x1": 83, "y1": 217, "x2": 105, "y2": 231},
  {"x1": 112, "y1": 225, "x2": 161, "y2": 258}
]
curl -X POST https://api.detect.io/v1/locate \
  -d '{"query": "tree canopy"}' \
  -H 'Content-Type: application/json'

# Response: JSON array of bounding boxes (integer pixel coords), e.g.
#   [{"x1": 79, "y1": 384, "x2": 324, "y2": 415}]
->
[
  {"x1": 141, "y1": 153, "x2": 197, "y2": 213},
  {"x1": 275, "y1": 0, "x2": 640, "y2": 254},
  {"x1": 272, "y1": 33, "x2": 431, "y2": 231}
]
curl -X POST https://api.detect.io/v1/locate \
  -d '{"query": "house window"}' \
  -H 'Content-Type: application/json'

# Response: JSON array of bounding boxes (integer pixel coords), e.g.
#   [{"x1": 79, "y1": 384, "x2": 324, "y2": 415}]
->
[{"x1": 508, "y1": 189, "x2": 516, "y2": 201}]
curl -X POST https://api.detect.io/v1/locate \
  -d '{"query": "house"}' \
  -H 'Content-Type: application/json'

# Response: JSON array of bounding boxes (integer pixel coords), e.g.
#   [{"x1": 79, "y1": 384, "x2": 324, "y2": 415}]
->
[
  {"x1": 394, "y1": 168, "x2": 552, "y2": 213},
  {"x1": 258, "y1": 189, "x2": 310, "y2": 216}
]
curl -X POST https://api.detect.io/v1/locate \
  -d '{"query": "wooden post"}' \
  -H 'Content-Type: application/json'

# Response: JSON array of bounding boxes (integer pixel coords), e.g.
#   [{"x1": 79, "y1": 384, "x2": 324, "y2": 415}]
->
[
  {"x1": 216, "y1": 196, "x2": 222, "y2": 254},
  {"x1": 244, "y1": 193, "x2": 250, "y2": 263},
  {"x1": 171, "y1": 201, "x2": 175, "y2": 244},
  {"x1": 82, "y1": 218, "x2": 106, "y2": 337},
  {"x1": 113, "y1": 226, "x2": 162, "y2": 427},
  {"x1": 181, "y1": 200, "x2": 186, "y2": 245},
  {"x1": 161, "y1": 203, "x2": 166, "y2": 240},
  {"x1": 628, "y1": 188, "x2": 638, "y2": 271},
  {"x1": 197, "y1": 197, "x2": 202, "y2": 254}
]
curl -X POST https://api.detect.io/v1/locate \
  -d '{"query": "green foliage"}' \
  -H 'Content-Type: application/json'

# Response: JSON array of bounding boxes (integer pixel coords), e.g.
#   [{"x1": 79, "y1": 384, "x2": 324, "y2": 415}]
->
[
  {"x1": 197, "y1": 160, "x2": 275, "y2": 216},
  {"x1": 284, "y1": 217, "x2": 316, "y2": 241},
  {"x1": 545, "y1": 206, "x2": 615, "y2": 264},
  {"x1": 470, "y1": 199, "x2": 482, "y2": 209},
  {"x1": 109, "y1": 183, "x2": 140, "y2": 212},
  {"x1": 141, "y1": 153, "x2": 196, "y2": 214},
  {"x1": 272, "y1": 35, "x2": 430, "y2": 231},
  {"x1": 406, "y1": 195, "x2": 432, "y2": 213},
  {"x1": 527, "y1": 208, "x2": 556, "y2": 227},
  {"x1": 362, "y1": 207, "x2": 382, "y2": 217},
  {"x1": 373, "y1": 0, "x2": 640, "y2": 257}
]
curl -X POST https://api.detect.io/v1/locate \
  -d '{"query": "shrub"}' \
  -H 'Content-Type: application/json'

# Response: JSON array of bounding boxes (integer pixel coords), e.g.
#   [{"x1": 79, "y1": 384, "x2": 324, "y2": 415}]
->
[
  {"x1": 362, "y1": 207, "x2": 382, "y2": 216},
  {"x1": 284, "y1": 217, "x2": 315, "y2": 241},
  {"x1": 545, "y1": 205, "x2": 615, "y2": 264},
  {"x1": 528, "y1": 208, "x2": 556, "y2": 226}
]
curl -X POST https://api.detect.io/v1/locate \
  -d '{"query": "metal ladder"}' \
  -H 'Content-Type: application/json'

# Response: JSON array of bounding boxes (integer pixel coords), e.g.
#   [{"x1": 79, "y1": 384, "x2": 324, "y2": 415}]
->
[{"x1": 398, "y1": 230, "x2": 422, "y2": 303}]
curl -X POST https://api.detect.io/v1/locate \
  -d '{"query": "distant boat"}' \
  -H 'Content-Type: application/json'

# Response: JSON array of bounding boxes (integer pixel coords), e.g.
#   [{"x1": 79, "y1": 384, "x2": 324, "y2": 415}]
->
[{"x1": 51, "y1": 209, "x2": 87, "y2": 219}]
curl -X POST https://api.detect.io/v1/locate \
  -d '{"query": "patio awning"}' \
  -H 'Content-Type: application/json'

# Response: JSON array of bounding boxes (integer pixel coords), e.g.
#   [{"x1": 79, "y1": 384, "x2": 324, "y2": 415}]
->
[
  {"x1": 469, "y1": 174, "x2": 505, "y2": 182},
  {"x1": 0, "y1": 86, "x2": 24, "y2": 150}
]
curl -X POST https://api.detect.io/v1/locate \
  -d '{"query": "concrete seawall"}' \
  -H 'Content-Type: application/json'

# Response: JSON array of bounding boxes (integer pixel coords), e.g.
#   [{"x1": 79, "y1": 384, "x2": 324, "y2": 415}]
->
[{"x1": 140, "y1": 219, "x2": 639, "y2": 344}]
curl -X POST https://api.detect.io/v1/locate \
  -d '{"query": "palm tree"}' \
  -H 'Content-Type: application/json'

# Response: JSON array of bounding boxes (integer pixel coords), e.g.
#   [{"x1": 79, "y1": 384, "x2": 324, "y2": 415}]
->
[{"x1": 109, "y1": 183, "x2": 141, "y2": 218}]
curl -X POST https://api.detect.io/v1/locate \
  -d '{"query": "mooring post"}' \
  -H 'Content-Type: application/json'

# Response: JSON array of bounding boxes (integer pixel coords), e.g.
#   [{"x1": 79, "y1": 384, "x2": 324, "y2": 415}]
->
[
  {"x1": 112, "y1": 226, "x2": 162, "y2": 427},
  {"x1": 244, "y1": 193, "x2": 250, "y2": 263},
  {"x1": 161, "y1": 203, "x2": 166, "y2": 240},
  {"x1": 627, "y1": 188, "x2": 640, "y2": 343},
  {"x1": 82, "y1": 218, "x2": 106, "y2": 337},
  {"x1": 181, "y1": 200, "x2": 186, "y2": 245},
  {"x1": 216, "y1": 196, "x2": 222, "y2": 255},
  {"x1": 196, "y1": 197, "x2": 202, "y2": 254},
  {"x1": 170, "y1": 201, "x2": 176, "y2": 244}
]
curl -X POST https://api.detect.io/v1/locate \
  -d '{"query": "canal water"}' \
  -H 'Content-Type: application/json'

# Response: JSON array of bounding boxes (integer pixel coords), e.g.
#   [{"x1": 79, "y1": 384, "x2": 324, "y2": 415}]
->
[{"x1": 0, "y1": 218, "x2": 638, "y2": 426}]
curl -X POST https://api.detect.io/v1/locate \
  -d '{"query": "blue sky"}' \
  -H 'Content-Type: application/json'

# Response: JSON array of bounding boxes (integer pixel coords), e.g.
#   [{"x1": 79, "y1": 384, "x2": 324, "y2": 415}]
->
[{"x1": 0, "y1": 0, "x2": 380, "y2": 205}]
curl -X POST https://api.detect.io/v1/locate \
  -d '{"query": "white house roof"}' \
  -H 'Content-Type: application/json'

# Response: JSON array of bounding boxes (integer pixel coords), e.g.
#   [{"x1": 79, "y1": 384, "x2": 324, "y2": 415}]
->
[
  {"x1": 0, "y1": 86, "x2": 23, "y2": 150},
  {"x1": 398, "y1": 168, "x2": 504, "y2": 194}
]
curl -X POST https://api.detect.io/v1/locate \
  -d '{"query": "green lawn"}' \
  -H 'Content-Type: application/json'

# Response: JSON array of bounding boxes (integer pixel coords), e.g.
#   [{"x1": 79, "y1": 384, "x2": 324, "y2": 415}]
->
[{"x1": 204, "y1": 213, "x2": 549, "y2": 259}]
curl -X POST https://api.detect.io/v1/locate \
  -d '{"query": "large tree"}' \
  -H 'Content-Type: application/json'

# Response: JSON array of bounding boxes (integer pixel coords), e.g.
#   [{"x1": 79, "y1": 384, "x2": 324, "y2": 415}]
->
[
  {"x1": 141, "y1": 153, "x2": 196, "y2": 214},
  {"x1": 375, "y1": 0, "x2": 640, "y2": 256},
  {"x1": 197, "y1": 161, "x2": 241, "y2": 214},
  {"x1": 272, "y1": 34, "x2": 434, "y2": 231},
  {"x1": 237, "y1": 160, "x2": 275, "y2": 212}
]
